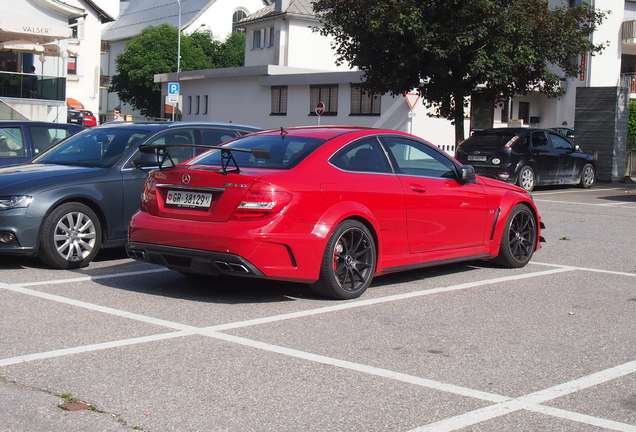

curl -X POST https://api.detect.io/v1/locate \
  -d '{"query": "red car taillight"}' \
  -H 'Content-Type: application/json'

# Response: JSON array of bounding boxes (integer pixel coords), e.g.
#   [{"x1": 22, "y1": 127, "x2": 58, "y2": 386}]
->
[
  {"x1": 139, "y1": 175, "x2": 156, "y2": 212},
  {"x1": 232, "y1": 186, "x2": 292, "y2": 220}
]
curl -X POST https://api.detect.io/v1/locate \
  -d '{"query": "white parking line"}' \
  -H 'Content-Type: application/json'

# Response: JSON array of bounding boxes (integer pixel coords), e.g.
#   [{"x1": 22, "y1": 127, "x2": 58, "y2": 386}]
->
[
  {"x1": 531, "y1": 262, "x2": 636, "y2": 277},
  {"x1": 534, "y1": 198, "x2": 636, "y2": 208},
  {"x1": 532, "y1": 188, "x2": 618, "y2": 196},
  {"x1": 1, "y1": 263, "x2": 634, "y2": 431},
  {"x1": 410, "y1": 360, "x2": 636, "y2": 432}
]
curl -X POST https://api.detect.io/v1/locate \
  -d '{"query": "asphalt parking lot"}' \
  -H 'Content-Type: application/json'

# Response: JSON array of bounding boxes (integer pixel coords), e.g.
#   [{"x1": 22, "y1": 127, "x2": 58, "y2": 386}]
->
[{"x1": 1, "y1": 184, "x2": 635, "y2": 432}]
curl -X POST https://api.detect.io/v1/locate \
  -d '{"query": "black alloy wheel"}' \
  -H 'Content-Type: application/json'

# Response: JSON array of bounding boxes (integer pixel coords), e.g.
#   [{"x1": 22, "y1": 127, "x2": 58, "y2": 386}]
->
[
  {"x1": 312, "y1": 220, "x2": 376, "y2": 300},
  {"x1": 494, "y1": 204, "x2": 537, "y2": 268}
]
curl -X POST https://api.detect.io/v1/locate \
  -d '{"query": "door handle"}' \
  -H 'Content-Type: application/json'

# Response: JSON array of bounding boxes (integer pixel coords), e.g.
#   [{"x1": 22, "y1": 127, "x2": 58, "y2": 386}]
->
[{"x1": 410, "y1": 184, "x2": 426, "y2": 193}]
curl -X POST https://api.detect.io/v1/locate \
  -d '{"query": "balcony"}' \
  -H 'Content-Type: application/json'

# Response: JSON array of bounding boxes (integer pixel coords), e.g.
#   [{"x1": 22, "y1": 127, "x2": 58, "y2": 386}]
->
[{"x1": 0, "y1": 71, "x2": 65, "y2": 101}]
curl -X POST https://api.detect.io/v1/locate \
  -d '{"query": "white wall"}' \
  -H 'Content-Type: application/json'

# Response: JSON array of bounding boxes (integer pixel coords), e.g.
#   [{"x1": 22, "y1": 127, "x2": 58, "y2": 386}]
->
[
  {"x1": 588, "y1": 0, "x2": 624, "y2": 87},
  {"x1": 175, "y1": 74, "x2": 464, "y2": 152}
]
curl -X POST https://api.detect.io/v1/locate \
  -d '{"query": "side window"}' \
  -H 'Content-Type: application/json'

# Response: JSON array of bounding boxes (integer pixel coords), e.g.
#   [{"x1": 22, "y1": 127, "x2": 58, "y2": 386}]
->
[
  {"x1": 147, "y1": 129, "x2": 196, "y2": 165},
  {"x1": 331, "y1": 138, "x2": 391, "y2": 173},
  {"x1": 0, "y1": 127, "x2": 25, "y2": 158},
  {"x1": 550, "y1": 133, "x2": 574, "y2": 151},
  {"x1": 29, "y1": 126, "x2": 74, "y2": 154},
  {"x1": 531, "y1": 132, "x2": 550, "y2": 149},
  {"x1": 513, "y1": 136, "x2": 529, "y2": 150},
  {"x1": 383, "y1": 136, "x2": 457, "y2": 179},
  {"x1": 200, "y1": 129, "x2": 238, "y2": 146}
]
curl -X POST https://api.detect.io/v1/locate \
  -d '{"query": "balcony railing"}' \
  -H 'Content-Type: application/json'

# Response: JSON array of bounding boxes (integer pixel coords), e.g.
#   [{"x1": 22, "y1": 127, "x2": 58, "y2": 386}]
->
[
  {"x1": 620, "y1": 73, "x2": 636, "y2": 93},
  {"x1": 0, "y1": 71, "x2": 66, "y2": 102}
]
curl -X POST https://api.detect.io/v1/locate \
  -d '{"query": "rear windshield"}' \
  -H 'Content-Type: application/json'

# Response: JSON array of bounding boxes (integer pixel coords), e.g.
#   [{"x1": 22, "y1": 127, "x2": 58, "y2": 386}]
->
[
  {"x1": 191, "y1": 135, "x2": 326, "y2": 169},
  {"x1": 463, "y1": 131, "x2": 518, "y2": 149}
]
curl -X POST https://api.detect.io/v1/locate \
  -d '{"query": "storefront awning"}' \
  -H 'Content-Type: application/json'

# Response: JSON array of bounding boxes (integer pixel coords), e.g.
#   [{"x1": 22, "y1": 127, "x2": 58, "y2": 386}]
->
[
  {"x1": 0, "y1": 14, "x2": 72, "y2": 45},
  {"x1": 67, "y1": 98, "x2": 84, "y2": 110},
  {"x1": 164, "y1": 105, "x2": 181, "y2": 115}
]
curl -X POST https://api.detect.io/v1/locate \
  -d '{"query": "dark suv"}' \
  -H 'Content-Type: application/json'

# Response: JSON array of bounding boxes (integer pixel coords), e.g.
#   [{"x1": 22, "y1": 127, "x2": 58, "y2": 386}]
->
[{"x1": 455, "y1": 128, "x2": 596, "y2": 192}]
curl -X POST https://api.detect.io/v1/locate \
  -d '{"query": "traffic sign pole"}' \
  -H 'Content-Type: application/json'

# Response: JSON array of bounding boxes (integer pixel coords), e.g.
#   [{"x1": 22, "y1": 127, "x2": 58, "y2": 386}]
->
[{"x1": 315, "y1": 101, "x2": 325, "y2": 126}]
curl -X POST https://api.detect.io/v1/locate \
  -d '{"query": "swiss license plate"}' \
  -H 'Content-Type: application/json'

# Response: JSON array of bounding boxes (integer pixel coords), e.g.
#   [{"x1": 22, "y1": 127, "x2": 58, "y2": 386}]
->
[
  {"x1": 467, "y1": 155, "x2": 488, "y2": 162},
  {"x1": 166, "y1": 190, "x2": 212, "y2": 208}
]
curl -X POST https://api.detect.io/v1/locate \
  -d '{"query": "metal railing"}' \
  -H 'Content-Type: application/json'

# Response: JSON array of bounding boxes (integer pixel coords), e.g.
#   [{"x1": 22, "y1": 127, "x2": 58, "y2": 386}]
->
[{"x1": 0, "y1": 71, "x2": 66, "y2": 102}]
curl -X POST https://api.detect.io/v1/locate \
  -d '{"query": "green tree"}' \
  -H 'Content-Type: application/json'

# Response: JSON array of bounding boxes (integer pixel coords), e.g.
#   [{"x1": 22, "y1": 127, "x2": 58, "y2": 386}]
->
[
  {"x1": 110, "y1": 24, "x2": 211, "y2": 118},
  {"x1": 190, "y1": 30, "x2": 246, "y2": 68},
  {"x1": 313, "y1": 0, "x2": 606, "y2": 143}
]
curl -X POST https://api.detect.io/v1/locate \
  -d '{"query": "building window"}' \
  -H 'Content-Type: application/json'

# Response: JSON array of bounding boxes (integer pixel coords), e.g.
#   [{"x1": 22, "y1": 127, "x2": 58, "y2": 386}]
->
[
  {"x1": 310, "y1": 85, "x2": 338, "y2": 115},
  {"x1": 268, "y1": 27, "x2": 275, "y2": 47},
  {"x1": 233, "y1": 9, "x2": 247, "y2": 34},
  {"x1": 67, "y1": 56, "x2": 77, "y2": 75},
  {"x1": 195, "y1": 95, "x2": 200, "y2": 115},
  {"x1": 350, "y1": 85, "x2": 381, "y2": 115},
  {"x1": 252, "y1": 29, "x2": 265, "y2": 49},
  {"x1": 500, "y1": 100, "x2": 510, "y2": 123},
  {"x1": 203, "y1": 95, "x2": 208, "y2": 115},
  {"x1": 271, "y1": 86, "x2": 288, "y2": 115},
  {"x1": 69, "y1": 18, "x2": 79, "y2": 39},
  {"x1": 188, "y1": 96, "x2": 192, "y2": 115}
]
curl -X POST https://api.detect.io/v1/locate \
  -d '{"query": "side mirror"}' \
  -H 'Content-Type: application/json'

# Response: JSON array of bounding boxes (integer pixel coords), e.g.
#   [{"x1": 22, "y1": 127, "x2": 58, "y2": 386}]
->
[{"x1": 460, "y1": 165, "x2": 476, "y2": 183}]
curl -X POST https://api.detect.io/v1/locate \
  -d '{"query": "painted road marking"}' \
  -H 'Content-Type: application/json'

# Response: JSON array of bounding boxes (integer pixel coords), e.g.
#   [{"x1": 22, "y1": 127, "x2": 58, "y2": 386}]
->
[{"x1": 1, "y1": 262, "x2": 634, "y2": 431}]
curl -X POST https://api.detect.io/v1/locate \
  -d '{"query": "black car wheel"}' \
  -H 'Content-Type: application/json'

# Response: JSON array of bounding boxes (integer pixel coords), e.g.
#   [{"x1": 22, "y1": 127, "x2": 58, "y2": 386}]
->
[
  {"x1": 39, "y1": 202, "x2": 102, "y2": 269},
  {"x1": 494, "y1": 204, "x2": 537, "y2": 268},
  {"x1": 517, "y1": 166, "x2": 535, "y2": 192},
  {"x1": 312, "y1": 220, "x2": 376, "y2": 300},
  {"x1": 579, "y1": 164, "x2": 595, "y2": 189}
]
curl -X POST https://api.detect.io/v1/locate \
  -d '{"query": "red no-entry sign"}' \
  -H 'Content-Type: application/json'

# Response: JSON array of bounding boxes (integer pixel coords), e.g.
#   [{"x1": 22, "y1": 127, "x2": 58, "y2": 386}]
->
[{"x1": 315, "y1": 101, "x2": 325, "y2": 116}]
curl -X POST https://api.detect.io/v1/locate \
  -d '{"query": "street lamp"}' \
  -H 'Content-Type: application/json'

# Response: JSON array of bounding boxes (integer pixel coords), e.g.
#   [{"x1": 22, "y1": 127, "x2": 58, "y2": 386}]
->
[{"x1": 173, "y1": 0, "x2": 181, "y2": 121}]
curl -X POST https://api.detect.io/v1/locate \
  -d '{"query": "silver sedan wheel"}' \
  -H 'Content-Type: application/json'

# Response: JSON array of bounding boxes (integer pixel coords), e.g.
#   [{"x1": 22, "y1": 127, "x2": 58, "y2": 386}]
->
[
  {"x1": 53, "y1": 211, "x2": 98, "y2": 262},
  {"x1": 518, "y1": 166, "x2": 535, "y2": 192}
]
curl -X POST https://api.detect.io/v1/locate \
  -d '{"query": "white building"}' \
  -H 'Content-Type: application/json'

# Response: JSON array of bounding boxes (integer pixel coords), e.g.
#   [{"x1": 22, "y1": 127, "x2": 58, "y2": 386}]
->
[
  {"x1": 100, "y1": 0, "x2": 268, "y2": 123},
  {"x1": 0, "y1": 0, "x2": 117, "y2": 122},
  {"x1": 155, "y1": 0, "x2": 463, "y2": 153}
]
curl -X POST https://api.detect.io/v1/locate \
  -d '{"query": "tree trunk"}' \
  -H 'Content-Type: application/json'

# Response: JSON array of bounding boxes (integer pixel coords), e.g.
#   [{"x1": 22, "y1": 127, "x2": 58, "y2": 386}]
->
[{"x1": 453, "y1": 90, "x2": 466, "y2": 145}]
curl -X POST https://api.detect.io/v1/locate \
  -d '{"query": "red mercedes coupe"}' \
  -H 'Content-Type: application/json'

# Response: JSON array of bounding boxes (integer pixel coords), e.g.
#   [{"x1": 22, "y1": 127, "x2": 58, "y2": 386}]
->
[{"x1": 127, "y1": 127, "x2": 543, "y2": 299}]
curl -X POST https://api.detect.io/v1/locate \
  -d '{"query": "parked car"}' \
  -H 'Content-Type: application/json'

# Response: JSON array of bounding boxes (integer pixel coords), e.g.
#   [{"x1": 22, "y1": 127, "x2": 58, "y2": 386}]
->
[
  {"x1": 78, "y1": 109, "x2": 98, "y2": 127},
  {"x1": 127, "y1": 126, "x2": 543, "y2": 300},
  {"x1": 0, "y1": 121, "x2": 83, "y2": 166},
  {"x1": 454, "y1": 128, "x2": 596, "y2": 192},
  {"x1": 0, "y1": 121, "x2": 261, "y2": 269},
  {"x1": 67, "y1": 105, "x2": 83, "y2": 125}
]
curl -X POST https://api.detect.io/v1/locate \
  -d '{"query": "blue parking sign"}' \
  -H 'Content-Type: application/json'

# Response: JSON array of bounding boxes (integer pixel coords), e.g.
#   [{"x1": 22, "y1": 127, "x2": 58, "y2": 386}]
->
[{"x1": 168, "y1": 82, "x2": 180, "y2": 95}]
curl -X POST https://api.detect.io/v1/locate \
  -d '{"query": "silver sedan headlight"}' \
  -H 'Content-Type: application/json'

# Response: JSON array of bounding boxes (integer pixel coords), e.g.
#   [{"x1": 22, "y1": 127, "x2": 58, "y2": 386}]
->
[{"x1": 0, "y1": 195, "x2": 33, "y2": 210}]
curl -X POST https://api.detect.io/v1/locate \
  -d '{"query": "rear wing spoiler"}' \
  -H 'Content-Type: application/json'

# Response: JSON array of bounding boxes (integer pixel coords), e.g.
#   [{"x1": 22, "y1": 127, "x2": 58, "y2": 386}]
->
[{"x1": 138, "y1": 144, "x2": 269, "y2": 174}]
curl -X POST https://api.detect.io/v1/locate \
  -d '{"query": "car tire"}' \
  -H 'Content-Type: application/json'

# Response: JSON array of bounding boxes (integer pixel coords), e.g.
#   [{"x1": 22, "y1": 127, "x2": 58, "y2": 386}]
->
[
  {"x1": 517, "y1": 165, "x2": 535, "y2": 192},
  {"x1": 493, "y1": 204, "x2": 537, "y2": 268},
  {"x1": 38, "y1": 202, "x2": 102, "y2": 269},
  {"x1": 579, "y1": 164, "x2": 595, "y2": 189},
  {"x1": 311, "y1": 220, "x2": 376, "y2": 300}
]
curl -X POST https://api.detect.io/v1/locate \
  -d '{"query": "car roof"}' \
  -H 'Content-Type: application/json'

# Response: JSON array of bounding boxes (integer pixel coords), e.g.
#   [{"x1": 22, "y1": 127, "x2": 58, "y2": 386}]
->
[
  {"x1": 473, "y1": 127, "x2": 554, "y2": 135},
  {"x1": 0, "y1": 120, "x2": 83, "y2": 128},
  {"x1": 95, "y1": 121, "x2": 262, "y2": 132}
]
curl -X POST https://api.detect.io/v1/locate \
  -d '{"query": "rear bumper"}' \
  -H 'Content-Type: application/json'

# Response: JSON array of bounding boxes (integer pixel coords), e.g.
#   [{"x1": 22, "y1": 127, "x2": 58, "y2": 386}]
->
[
  {"x1": 127, "y1": 242, "x2": 265, "y2": 278},
  {"x1": 127, "y1": 210, "x2": 326, "y2": 282}
]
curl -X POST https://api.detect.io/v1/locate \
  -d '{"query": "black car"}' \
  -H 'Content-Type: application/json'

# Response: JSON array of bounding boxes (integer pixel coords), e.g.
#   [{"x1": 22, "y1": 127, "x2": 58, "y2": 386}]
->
[
  {"x1": 455, "y1": 128, "x2": 596, "y2": 192},
  {"x1": 0, "y1": 121, "x2": 261, "y2": 268},
  {"x1": 0, "y1": 121, "x2": 84, "y2": 166}
]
